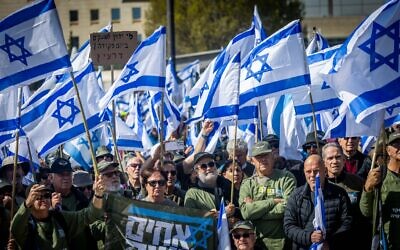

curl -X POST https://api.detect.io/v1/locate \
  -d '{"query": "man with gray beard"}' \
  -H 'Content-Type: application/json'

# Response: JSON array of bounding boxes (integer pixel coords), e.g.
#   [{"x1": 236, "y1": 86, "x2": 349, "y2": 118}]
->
[{"x1": 184, "y1": 152, "x2": 236, "y2": 216}]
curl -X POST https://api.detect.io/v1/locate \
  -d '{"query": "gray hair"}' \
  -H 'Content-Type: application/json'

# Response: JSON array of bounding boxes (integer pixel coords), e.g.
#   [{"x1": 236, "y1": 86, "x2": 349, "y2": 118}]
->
[
  {"x1": 321, "y1": 142, "x2": 343, "y2": 160},
  {"x1": 226, "y1": 139, "x2": 248, "y2": 154}
]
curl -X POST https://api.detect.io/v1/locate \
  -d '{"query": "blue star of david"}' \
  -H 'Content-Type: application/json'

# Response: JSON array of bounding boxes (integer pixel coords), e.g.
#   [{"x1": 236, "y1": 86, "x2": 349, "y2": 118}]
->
[
  {"x1": 331, "y1": 108, "x2": 339, "y2": 118},
  {"x1": 186, "y1": 221, "x2": 213, "y2": 249},
  {"x1": 386, "y1": 103, "x2": 400, "y2": 115},
  {"x1": 199, "y1": 82, "x2": 209, "y2": 97},
  {"x1": 358, "y1": 20, "x2": 400, "y2": 72},
  {"x1": 121, "y1": 61, "x2": 139, "y2": 83},
  {"x1": 77, "y1": 137, "x2": 89, "y2": 149},
  {"x1": 0, "y1": 34, "x2": 32, "y2": 66},
  {"x1": 51, "y1": 98, "x2": 81, "y2": 128},
  {"x1": 321, "y1": 81, "x2": 330, "y2": 90},
  {"x1": 245, "y1": 53, "x2": 272, "y2": 82},
  {"x1": 91, "y1": 132, "x2": 99, "y2": 143}
]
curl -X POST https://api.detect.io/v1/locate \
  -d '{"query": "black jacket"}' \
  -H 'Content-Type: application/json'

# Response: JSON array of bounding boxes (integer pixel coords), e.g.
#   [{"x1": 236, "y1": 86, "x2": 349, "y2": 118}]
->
[{"x1": 284, "y1": 182, "x2": 352, "y2": 250}]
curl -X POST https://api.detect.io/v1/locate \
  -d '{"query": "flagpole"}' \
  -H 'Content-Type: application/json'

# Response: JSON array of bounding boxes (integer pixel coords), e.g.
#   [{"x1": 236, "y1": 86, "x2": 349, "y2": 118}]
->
[
  {"x1": 9, "y1": 87, "x2": 23, "y2": 240},
  {"x1": 69, "y1": 71, "x2": 99, "y2": 176},
  {"x1": 255, "y1": 121, "x2": 259, "y2": 143},
  {"x1": 231, "y1": 117, "x2": 238, "y2": 204},
  {"x1": 159, "y1": 92, "x2": 165, "y2": 168},
  {"x1": 257, "y1": 101, "x2": 264, "y2": 139},
  {"x1": 308, "y1": 92, "x2": 321, "y2": 152},
  {"x1": 25, "y1": 137, "x2": 36, "y2": 183}
]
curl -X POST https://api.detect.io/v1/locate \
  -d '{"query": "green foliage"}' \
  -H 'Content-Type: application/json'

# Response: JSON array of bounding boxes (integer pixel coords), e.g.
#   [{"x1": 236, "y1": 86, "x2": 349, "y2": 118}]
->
[{"x1": 145, "y1": 0, "x2": 304, "y2": 54}]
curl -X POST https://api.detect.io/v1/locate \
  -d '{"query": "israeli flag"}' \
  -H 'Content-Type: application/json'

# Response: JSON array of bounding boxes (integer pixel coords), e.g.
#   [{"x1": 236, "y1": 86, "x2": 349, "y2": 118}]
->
[
  {"x1": 306, "y1": 31, "x2": 329, "y2": 55},
  {"x1": 253, "y1": 5, "x2": 267, "y2": 46},
  {"x1": 0, "y1": 0, "x2": 71, "y2": 92},
  {"x1": 149, "y1": 90, "x2": 181, "y2": 141},
  {"x1": 321, "y1": 0, "x2": 400, "y2": 123},
  {"x1": 239, "y1": 20, "x2": 310, "y2": 107},
  {"x1": 99, "y1": 26, "x2": 166, "y2": 109},
  {"x1": 190, "y1": 53, "x2": 240, "y2": 123},
  {"x1": 166, "y1": 58, "x2": 181, "y2": 104},
  {"x1": 178, "y1": 60, "x2": 200, "y2": 113},
  {"x1": 384, "y1": 103, "x2": 400, "y2": 127},
  {"x1": 292, "y1": 45, "x2": 343, "y2": 117},
  {"x1": 113, "y1": 114, "x2": 143, "y2": 151},
  {"x1": 323, "y1": 103, "x2": 384, "y2": 139},
  {"x1": 311, "y1": 173, "x2": 326, "y2": 250},
  {"x1": 21, "y1": 62, "x2": 108, "y2": 157},
  {"x1": 8, "y1": 137, "x2": 40, "y2": 172},
  {"x1": 63, "y1": 126, "x2": 111, "y2": 170},
  {"x1": 0, "y1": 88, "x2": 19, "y2": 147},
  {"x1": 189, "y1": 8, "x2": 266, "y2": 110},
  {"x1": 217, "y1": 198, "x2": 231, "y2": 250}
]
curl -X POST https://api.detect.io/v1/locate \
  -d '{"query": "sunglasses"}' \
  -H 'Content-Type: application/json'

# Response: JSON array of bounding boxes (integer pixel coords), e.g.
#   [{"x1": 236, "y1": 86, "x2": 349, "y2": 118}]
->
[
  {"x1": 305, "y1": 143, "x2": 318, "y2": 149},
  {"x1": 232, "y1": 232, "x2": 254, "y2": 240},
  {"x1": 199, "y1": 161, "x2": 215, "y2": 170},
  {"x1": 36, "y1": 192, "x2": 52, "y2": 200},
  {"x1": 41, "y1": 174, "x2": 49, "y2": 180},
  {"x1": 162, "y1": 170, "x2": 177, "y2": 176},
  {"x1": 78, "y1": 185, "x2": 93, "y2": 192},
  {"x1": 147, "y1": 180, "x2": 166, "y2": 187},
  {"x1": 102, "y1": 170, "x2": 120, "y2": 178},
  {"x1": 344, "y1": 137, "x2": 358, "y2": 140}
]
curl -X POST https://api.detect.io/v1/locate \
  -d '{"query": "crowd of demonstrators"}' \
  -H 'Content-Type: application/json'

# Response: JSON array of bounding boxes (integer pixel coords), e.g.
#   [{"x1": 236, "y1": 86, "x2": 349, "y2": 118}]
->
[{"x1": 1, "y1": 121, "x2": 400, "y2": 250}]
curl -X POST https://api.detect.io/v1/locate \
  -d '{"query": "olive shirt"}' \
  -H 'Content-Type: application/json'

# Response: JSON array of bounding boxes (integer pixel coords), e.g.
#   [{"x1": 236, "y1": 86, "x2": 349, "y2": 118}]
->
[
  {"x1": 11, "y1": 202, "x2": 103, "y2": 250},
  {"x1": 360, "y1": 169, "x2": 400, "y2": 250},
  {"x1": 239, "y1": 169, "x2": 296, "y2": 250}
]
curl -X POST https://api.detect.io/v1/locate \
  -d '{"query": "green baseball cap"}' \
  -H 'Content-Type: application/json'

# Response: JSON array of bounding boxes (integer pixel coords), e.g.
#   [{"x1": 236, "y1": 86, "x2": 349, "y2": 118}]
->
[
  {"x1": 251, "y1": 141, "x2": 272, "y2": 157},
  {"x1": 230, "y1": 220, "x2": 254, "y2": 233},
  {"x1": 97, "y1": 161, "x2": 119, "y2": 173}
]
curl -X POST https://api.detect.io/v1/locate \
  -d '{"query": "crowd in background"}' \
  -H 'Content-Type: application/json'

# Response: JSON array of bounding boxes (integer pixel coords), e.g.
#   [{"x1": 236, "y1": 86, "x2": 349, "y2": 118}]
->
[{"x1": 0, "y1": 121, "x2": 399, "y2": 250}]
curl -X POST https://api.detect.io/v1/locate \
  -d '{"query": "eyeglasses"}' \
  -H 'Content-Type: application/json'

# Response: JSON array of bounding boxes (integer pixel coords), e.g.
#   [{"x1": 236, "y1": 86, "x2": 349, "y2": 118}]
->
[
  {"x1": 78, "y1": 185, "x2": 93, "y2": 192},
  {"x1": 232, "y1": 232, "x2": 254, "y2": 240},
  {"x1": 199, "y1": 161, "x2": 215, "y2": 170},
  {"x1": 36, "y1": 192, "x2": 52, "y2": 200},
  {"x1": 147, "y1": 179, "x2": 166, "y2": 187},
  {"x1": 162, "y1": 170, "x2": 177, "y2": 176},
  {"x1": 102, "y1": 170, "x2": 120, "y2": 178}
]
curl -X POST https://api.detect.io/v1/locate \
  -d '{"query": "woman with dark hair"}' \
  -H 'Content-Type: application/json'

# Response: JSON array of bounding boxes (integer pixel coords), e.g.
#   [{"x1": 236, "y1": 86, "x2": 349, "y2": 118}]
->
[
  {"x1": 141, "y1": 165, "x2": 177, "y2": 206},
  {"x1": 155, "y1": 160, "x2": 186, "y2": 206},
  {"x1": 220, "y1": 159, "x2": 244, "y2": 225}
]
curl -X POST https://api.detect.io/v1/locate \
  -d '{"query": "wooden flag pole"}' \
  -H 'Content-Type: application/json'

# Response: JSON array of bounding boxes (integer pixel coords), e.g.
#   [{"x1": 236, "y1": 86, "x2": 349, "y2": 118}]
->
[
  {"x1": 9, "y1": 87, "x2": 23, "y2": 242},
  {"x1": 107, "y1": 122, "x2": 127, "y2": 184},
  {"x1": 231, "y1": 117, "x2": 238, "y2": 204},
  {"x1": 69, "y1": 71, "x2": 98, "y2": 176},
  {"x1": 159, "y1": 91, "x2": 165, "y2": 168},
  {"x1": 25, "y1": 137, "x2": 36, "y2": 183},
  {"x1": 308, "y1": 92, "x2": 321, "y2": 152},
  {"x1": 257, "y1": 101, "x2": 264, "y2": 140}
]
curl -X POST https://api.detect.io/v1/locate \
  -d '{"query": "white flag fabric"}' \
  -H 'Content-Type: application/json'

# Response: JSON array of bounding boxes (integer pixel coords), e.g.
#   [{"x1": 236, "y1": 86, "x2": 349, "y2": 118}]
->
[
  {"x1": 99, "y1": 26, "x2": 166, "y2": 109},
  {"x1": 320, "y1": 0, "x2": 400, "y2": 123},
  {"x1": 190, "y1": 53, "x2": 240, "y2": 123},
  {"x1": 323, "y1": 103, "x2": 384, "y2": 139},
  {"x1": 310, "y1": 173, "x2": 326, "y2": 250},
  {"x1": 217, "y1": 198, "x2": 232, "y2": 250},
  {"x1": 0, "y1": 0, "x2": 71, "y2": 92},
  {"x1": 178, "y1": 60, "x2": 200, "y2": 113},
  {"x1": 292, "y1": 45, "x2": 342, "y2": 117},
  {"x1": 63, "y1": 126, "x2": 110, "y2": 170},
  {"x1": 0, "y1": 88, "x2": 19, "y2": 147},
  {"x1": 21, "y1": 63, "x2": 108, "y2": 157},
  {"x1": 114, "y1": 115, "x2": 143, "y2": 151},
  {"x1": 306, "y1": 31, "x2": 329, "y2": 55},
  {"x1": 239, "y1": 20, "x2": 310, "y2": 107}
]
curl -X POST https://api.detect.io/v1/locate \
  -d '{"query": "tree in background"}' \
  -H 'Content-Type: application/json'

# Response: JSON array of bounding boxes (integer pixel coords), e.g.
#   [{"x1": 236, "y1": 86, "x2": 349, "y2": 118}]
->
[{"x1": 145, "y1": 0, "x2": 304, "y2": 54}]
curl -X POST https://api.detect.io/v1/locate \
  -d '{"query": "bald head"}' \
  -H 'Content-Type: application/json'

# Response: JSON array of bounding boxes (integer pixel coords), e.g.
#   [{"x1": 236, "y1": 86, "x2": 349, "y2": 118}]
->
[{"x1": 304, "y1": 154, "x2": 326, "y2": 191}]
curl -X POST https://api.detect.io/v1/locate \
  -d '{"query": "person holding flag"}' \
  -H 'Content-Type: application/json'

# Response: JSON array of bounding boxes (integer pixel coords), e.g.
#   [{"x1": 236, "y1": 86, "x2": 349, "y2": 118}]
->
[{"x1": 284, "y1": 155, "x2": 352, "y2": 249}]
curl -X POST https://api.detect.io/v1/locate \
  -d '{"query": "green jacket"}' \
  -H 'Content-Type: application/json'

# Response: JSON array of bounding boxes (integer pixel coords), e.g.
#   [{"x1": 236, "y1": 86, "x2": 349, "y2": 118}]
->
[
  {"x1": 11, "y1": 202, "x2": 103, "y2": 250},
  {"x1": 239, "y1": 169, "x2": 296, "y2": 249},
  {"x1": 360, "y1": 169, "x2": 400, "y2": 250}
]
